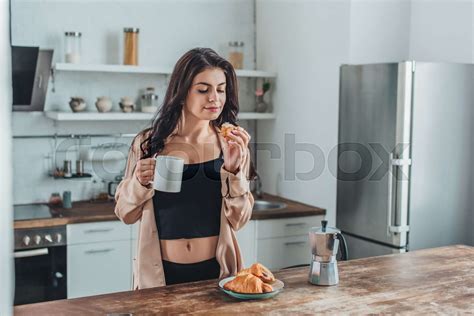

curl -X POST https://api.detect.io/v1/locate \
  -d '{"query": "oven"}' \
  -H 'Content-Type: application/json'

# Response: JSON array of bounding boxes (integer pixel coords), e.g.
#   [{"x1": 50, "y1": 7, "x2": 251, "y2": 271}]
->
[{"x1": 14, "y1": 226, "x2": 67, "y2": 305}]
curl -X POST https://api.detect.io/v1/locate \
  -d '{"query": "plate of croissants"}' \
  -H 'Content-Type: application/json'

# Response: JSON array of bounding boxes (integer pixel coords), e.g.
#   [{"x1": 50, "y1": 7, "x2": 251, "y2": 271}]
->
[{"x1": 218, "y1": 263, "x2": 284, "y2": 300}]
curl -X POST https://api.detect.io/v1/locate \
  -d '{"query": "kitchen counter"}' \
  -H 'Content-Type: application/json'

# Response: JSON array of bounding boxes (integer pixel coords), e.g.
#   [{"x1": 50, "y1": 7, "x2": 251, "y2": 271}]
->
[
  {"x1": 14, "y1": 245, "x2": 473, "y2": 314},
  {"x1": 14, "y1": 193, "x2": 325, "y2": 229}
]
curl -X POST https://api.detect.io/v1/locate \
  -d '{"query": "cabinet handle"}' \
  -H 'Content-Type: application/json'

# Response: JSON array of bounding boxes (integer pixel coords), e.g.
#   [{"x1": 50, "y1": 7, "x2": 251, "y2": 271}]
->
[
  {"x1": 85, "y1": 248, "x2": 114, "y2": 255},
  {"x1": 285, "y1": 223, "x2": 306, "y2": 227},
  {"x1": 284, "y1": 241, "x2": 306, "y2": 246},
  {"x1": 84, "y1": 228, "x2": 113, "y2": 234}
]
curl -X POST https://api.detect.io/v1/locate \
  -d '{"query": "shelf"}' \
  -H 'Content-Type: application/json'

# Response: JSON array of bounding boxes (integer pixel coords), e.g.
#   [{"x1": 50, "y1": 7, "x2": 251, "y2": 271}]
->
[
  {"x1": 44, "y1": 111, "x2": 276, "y2": 121},
  {"x1": 52, "y1": 173, "x2": 93, "y2": 180},
  {"x1": 53, "y1": 63, "x2": 277, "y2": 78},
  {"x1": 54, "y1": 63, "x2": 172, "y2": 75},
  {"x1": 45, "y1": 111, "x2": 153, "y2": 121}
]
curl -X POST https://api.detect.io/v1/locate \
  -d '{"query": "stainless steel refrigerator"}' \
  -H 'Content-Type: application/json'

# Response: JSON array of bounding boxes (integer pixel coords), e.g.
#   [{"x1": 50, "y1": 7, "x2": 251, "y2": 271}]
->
[{"x1": 336, "y1": 62, "x2": 473, "y2": 259}]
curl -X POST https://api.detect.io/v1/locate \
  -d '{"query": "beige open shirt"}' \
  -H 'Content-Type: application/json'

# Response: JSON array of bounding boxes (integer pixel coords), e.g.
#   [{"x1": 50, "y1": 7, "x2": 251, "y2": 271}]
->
[{"x1": 114, "y1": 128, "x2": 254, "y2": 289}]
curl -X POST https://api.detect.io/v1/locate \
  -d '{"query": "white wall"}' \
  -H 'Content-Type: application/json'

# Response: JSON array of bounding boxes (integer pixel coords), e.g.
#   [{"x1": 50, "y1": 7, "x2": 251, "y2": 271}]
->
[
  {"x1": 256, "y1": 0, "x2": 351, "y2": 226},
  {"x1": 256, "y1": 0, "x2": 473, "y2": 228},
  {"x1": 349, "y1": 0, "x2": 411, "y2": 63},
  {"x1": 0, "y1": 0, "x2": 14, "y2": 313},
  {"x1": 11, "y1": 0, "x2": 256, "y2": 204},
  {"x1": 409, "y1": 0, "x2": 474, "y2": 63}
]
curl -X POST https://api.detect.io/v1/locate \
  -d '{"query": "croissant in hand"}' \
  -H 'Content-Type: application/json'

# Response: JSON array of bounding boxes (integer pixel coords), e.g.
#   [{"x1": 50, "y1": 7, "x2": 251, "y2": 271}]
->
[
  {"x1": 223, "y1": 274, "x2": 273, "y2": 294},
  {"x1": 237, "y1": 263, "x2": 275, "y2": 284}
]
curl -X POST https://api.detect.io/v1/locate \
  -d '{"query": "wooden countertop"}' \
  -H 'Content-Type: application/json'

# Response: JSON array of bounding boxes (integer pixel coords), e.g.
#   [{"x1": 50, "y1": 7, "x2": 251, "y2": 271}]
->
[
  {"x1": 13, "y1": 200, "x2": 118, "y2": 229},
  {"x1": 14, "y1": 193, "x2": 325, "y2": 229},
  {"x1": 14, "y1": 245, "x2": 473, "y2": 314}
]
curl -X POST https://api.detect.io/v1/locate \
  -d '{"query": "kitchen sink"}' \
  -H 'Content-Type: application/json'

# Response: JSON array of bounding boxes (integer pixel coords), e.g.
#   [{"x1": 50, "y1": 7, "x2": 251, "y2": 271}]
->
[{"x1": 253, "y1": 200, "x2": 287, "y2": 211}]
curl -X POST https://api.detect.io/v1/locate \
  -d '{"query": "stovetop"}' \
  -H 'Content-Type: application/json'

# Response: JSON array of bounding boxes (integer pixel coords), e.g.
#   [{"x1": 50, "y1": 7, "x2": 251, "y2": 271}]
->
[
  {"x1": 14, "y1": 204, "x2": 59, "y2": 221},
  {"x1": 14, "y1": 204, "x2": 66, "y2": 250}
]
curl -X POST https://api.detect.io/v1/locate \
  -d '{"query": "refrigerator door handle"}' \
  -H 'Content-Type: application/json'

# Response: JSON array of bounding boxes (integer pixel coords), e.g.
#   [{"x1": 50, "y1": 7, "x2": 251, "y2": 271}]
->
[
  {"x1": 389, "y1": 225, "x2": 410, "y2": 233},
  {"x1": 387, "y1": 154, "x2": 412, "y2": 235},
  {"x1": 392, "y1": 158, "x2": 412, "y2": 166},
  {"x1": 386, "y1": 153, "x2": 395, "y2": 236}
]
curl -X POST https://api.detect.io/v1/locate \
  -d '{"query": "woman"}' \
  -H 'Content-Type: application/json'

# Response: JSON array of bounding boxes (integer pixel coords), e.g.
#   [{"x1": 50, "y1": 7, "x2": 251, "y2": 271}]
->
[{"x1": 115, "y1": 47, "x2": 255, "y2": 289}]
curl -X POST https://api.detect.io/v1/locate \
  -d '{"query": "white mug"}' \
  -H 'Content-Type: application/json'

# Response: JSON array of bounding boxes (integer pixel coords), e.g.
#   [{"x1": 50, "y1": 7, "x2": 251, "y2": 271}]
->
[{"x1": 152, "y1": 155, "x2": 184, "y2": 192}]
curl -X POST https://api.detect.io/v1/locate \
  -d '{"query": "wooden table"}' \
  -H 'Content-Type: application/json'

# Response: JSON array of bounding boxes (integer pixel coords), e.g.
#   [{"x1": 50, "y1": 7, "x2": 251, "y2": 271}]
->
[{"x1": 15, "y1": 245, "x2": 473, "y2": 315}]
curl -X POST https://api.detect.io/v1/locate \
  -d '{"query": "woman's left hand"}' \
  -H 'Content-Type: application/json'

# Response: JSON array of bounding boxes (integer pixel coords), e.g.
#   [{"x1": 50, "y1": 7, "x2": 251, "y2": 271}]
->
[{"x1": 220, "y1": 126, "x2": 251, "y2": 174}]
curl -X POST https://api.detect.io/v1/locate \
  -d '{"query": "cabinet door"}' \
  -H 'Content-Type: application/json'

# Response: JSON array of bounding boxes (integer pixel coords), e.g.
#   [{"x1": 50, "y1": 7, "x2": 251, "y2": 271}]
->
[
  {"x1": 67, "y1": 221, "x2": 131, "y2": 245},
  {"x1": 235, "y1": 221, "x2": 256, "y2": 268},
  {"x1": 257, "y1": 215, "x2": 323, "y2": 239},
  {"x1": 257, "y1": 235, "x2": 311, "y2": 271},
  {"x1": 67, "y1": 240, "x2": 131, "y2": 298}
]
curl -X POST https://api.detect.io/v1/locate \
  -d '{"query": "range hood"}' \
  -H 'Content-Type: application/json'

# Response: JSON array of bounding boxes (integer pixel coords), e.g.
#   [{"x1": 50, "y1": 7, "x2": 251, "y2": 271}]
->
[{"x1": 12, "y1": 46, "x2": 53, "y2": 111}]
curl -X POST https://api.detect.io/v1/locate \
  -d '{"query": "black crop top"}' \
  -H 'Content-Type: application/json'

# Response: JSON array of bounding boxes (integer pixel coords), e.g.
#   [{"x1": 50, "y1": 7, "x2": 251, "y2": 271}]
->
[{"x1": 153, "y1": 153, "x2": 224, "y2": 240}]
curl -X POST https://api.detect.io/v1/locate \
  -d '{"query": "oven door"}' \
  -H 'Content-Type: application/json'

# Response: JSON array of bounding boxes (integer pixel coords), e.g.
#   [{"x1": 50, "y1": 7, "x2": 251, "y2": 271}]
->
[{"x1": 14, "y1": 246, "x2": 67, "y2": 305}]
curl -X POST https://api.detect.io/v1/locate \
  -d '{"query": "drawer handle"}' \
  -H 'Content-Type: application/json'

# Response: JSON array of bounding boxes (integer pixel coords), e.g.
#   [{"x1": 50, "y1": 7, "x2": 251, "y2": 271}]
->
[
  {"x1": 285, "y1": 241, "x2": 306, "y2": 246},
  {"x1": 84, "y1": 228, "x2": 113, "y2": 234},
  {"x1": 85, "y1": 248, "x2": 114, "y2": 255},
  {"x1": 285, "y1": 223, "x2": 306, "y2": 227}
]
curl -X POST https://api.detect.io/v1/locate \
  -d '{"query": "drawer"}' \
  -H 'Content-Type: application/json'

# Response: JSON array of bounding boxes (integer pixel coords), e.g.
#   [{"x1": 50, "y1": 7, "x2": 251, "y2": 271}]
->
[
  {"x1": 68, "y1": 240, "x2": 131, "y2": 298},
  {"x1": 256, "y1": 235, "x2": 311, "y2": 271},
  {"x1": 256, "y1": 215, "x2": 323, "y2": 239},
  {"x1": 67, "y1": 221, "x2": 131, "y2": 245}
]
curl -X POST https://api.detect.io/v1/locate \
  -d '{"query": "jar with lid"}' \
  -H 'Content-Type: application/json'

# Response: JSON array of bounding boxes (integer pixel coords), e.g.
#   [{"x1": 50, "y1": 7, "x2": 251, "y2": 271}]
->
[
  {"x1": 64, "y1": 32, "x2": 82, "y2": 63},
  {"x1": 228, "y1": 41, "x2": 244, "y2": 69},
  {"x1": 123, "y1": 27, "x2": 139, "y2": 65},
  {"x1": 140, "y1": 87, "x2": 159, "y2": 113}
]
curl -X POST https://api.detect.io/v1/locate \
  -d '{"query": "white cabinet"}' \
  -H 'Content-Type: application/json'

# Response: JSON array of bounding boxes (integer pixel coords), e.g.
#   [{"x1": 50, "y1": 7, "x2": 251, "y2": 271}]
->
[
  {"x1": 257, "y1": 216, "x2": 321, "y2": 239},
  {"x1": 67, "y1": 221, "x2": 132, "y2": 298},
  {"x1": 257, "y1": 235, "x2": 311, "y2": 271},
  {"x1": 235, "y1": 220, "x2": 256, "y2": 268},
  {"x1": 68, "y1": 240, "x2": 131, "y2": 298},
  {"x1": 256, "y1": 215, "x2": 323, "y2": 271},
  {"x1": 67, "y1": 221, "x2": 131, "y2": 244}
]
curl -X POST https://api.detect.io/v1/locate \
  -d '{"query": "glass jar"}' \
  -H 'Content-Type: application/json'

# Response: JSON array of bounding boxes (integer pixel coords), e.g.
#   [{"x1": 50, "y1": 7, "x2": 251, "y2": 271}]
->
[
  {"x1": 63, "y1": 160, "x2": 72, "y2": 178},
  {"x1": 123, "y1": 27, "x2": 139, "y2": 65},
  {"x1": 228, "y1": 41, "x2": 244, "y2": 69},
  {"x1": 140, "y1": 87, "x2": 159, "y2": 113},
  {"x1": 64, "y1": 32, "x2": 82, "y2": 63}
]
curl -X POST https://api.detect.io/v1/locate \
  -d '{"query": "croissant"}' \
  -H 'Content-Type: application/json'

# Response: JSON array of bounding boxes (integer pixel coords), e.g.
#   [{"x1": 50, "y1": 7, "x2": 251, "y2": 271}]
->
[
  {"x1": 219, "y1": 122, "x2": 238, "y2": 140},
  {"x1": 223, "y1": 274, "x2": 273, "y2": 294},
  {"x1": 237, "y1": 263, "x2": 275, "y2": 284}
]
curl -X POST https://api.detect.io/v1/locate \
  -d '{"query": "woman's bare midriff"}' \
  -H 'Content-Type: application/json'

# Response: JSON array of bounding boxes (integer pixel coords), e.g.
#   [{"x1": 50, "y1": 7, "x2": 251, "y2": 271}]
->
[{"x1": 160, "y1": 236, "x2": 219, "y2": 264}]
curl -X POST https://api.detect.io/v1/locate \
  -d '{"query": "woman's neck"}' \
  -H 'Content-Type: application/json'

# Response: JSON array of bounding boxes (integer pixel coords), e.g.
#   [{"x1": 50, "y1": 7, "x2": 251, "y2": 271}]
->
[{"x1": 176, "y1": 113, "x2": 214, "y2": 143}]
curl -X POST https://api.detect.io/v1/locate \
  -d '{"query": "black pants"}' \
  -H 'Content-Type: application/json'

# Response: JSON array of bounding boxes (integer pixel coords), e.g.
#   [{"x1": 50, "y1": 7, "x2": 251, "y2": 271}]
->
[{"x1": 162, "y1": 257, "x2": 220, "y2": 285}]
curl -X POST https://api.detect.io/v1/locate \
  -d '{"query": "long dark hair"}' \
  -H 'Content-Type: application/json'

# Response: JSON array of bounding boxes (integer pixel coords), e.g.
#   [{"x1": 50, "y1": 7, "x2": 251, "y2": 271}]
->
[{"x1": 139, "y1": 47, "x2": 256, "y2": 179}]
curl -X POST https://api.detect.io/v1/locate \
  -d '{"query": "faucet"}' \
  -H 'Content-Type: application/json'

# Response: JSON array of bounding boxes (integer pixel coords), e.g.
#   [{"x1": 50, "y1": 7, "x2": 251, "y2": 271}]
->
[{"x1": 252, "y1": 170, "x2": 264, "y2": 199}]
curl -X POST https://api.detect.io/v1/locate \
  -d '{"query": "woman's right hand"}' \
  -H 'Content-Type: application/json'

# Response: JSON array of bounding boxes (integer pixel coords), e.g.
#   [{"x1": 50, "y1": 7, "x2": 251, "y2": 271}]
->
[{"x1": 135, "y1": 158, "x2": 156, "y2": 187}]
